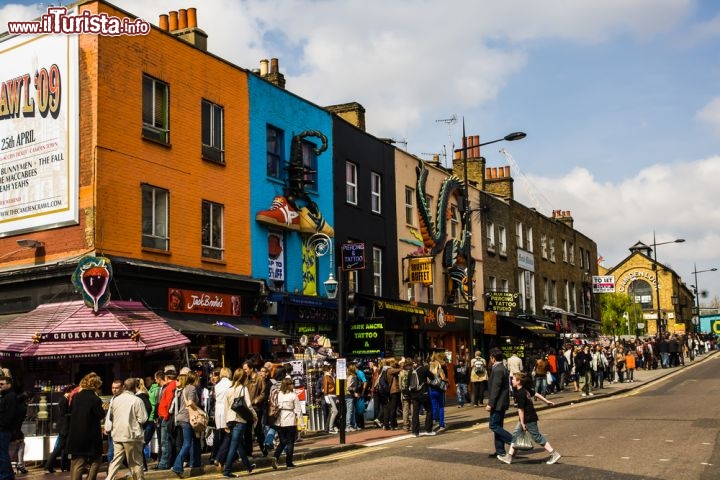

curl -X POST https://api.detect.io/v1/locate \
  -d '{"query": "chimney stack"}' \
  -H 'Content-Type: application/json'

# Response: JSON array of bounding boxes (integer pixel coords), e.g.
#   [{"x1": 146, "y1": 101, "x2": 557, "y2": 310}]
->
[
  {"x1": 325, "y1": 102, "x2": 366, "y2": 131},
  {"x1": 164, "y1": 6, "x2": 208, "y2": 52},
  {"x1": 258, "y1": 57, "x2": 286, "y2": 89}
]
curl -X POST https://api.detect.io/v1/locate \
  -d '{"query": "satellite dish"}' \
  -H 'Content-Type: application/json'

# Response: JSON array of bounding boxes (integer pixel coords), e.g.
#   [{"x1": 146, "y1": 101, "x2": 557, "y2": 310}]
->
[{"x1": 299, "y1": 335, "x2": 308, "y2": 346}]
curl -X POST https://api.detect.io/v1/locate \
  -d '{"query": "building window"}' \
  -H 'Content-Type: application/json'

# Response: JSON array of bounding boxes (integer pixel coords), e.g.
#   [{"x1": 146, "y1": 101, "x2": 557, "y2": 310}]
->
[
  {"x1": 543, "y1": 278, "x2": 549, "y2": 304},
  {"x1": 630, "y1": 280, "x2": 653, "y2": 309},
  {"x1": 404, "y1": 187, "x2": 414, "y2": 226},
  {"x1": 515, "y1": 222, "x2": 523, "y2": 248},
  {"x1": 201, "y1": 100, "x2": 224, "y2": 163},
  {"x1": 520, "y1": 271, "x2": 535, "y2": 314},
  {"x1": 267, "y1": 125, "x2": 284, "y2": 179},
  {"x1": 579, "y1": 247, "x2": 585, "y2": 268},
  {"x1": 551, "y1": 280, "x2": 557, "y2": 304},
  {"x1": 486, "y1": 222, "x2": 495, "y2": 250},
  {"x1": 501, "y1": 278, "x2": 509, "y2": 293},
  {"x1": 526, "y1": 227, "x2": 533, "y2": 252},
  {"x1": 201, "y1": 200, "x2": 224, "y2": 260},
  {"x1": 141, "y1": 184, "x2": 169, "y2": 250},
  {"x1": 549, "y1": 238, "x2": 556, "y2": 262},
  {"x1": 488, "y1": 276, "x2": 497, "y2": 292},
  {"x1": 142, "y1": 74, "x2": 169, "y2": 144},
  {"x1": 370, "y1": 171, "x2": 382, "y2": 214},
  {"x1": 373, "y1": 247, "x2": 383, "y2": 296},
  {"x1": 565, "y1": 280, "x2": 570, "y2": 311},
  {"x1": 585, "y1": 250, "x2": 591, "y2": 271},
  {"x1": 562, "y1": 239, "x2": 568, "y2": 262},
  {"x1": 571, "y1": 281, "x2": 577, "y2": 312},
  {"x1": 450, "y1": 205, "x2": 459, "y2": 238},
  {"x1": 346, "y1": 161, "x2": 358, "y2": 205},
  {"x1": 498, "y1": 225, "x2": 507, "y2": 255},
  {"x1": 348, "y1": 270, "x2": 359, "y2": 293},
  {"x1": 407, "y1": 284, "x2": 415, "y2": 302},
  {"x1": 301, "y1": 141, "x2": 318, "y2": 192},
  {"x1": 569, "y1": 242, "x2": 575, "y2": 265}
]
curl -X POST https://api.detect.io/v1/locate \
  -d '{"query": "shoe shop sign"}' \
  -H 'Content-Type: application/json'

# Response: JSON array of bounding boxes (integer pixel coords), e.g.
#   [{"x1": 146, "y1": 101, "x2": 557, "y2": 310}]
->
[{"x1": 341, "y1": 242, "x2": 365, "y2": 271}]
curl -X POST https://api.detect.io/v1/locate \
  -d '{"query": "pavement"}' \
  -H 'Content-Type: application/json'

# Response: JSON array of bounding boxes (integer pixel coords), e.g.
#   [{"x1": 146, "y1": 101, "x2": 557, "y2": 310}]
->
[{"x1": 17, "y1": 350, "x2": 717, "y2": 478}]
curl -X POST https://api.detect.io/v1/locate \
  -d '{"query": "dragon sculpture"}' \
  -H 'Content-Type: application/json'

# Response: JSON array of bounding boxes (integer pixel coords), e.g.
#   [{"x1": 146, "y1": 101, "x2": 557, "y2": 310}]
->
[{"x1": 415, "y1": 160, "x2": 474, "y2": 303}]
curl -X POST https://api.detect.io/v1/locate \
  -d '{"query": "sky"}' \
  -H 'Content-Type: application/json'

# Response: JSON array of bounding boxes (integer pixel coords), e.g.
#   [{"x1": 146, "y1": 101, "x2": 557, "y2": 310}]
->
[{"x1": 2, "y1": 0, "x2": 719, "y2": 307}]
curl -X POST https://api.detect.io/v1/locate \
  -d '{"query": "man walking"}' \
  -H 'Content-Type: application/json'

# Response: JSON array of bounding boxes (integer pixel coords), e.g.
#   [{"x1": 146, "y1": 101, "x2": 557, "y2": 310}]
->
[
  {"x1": 106, "y1": 378, "x2": 148, "y2": 480},
  {"x1": 156, "y1": 369, "x2": 177, "y2": 470},
  {"x1": 470, "y1": 351, "x2": 488, "y2": 406},
  {"x1": 486, "y1": 351, "x2": 512, "y2": 457}
]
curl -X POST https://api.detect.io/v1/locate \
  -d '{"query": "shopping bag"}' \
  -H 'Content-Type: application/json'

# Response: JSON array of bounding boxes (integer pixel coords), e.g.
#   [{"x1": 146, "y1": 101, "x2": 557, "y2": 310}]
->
[
  {"x1": 546, "y1": 371, "x2": 554, "y2": 385},
  {"x1": 356, "y1": 397, "x2": 366, "y2": 415},
  {"x1": 511, "y1": 429, "x2": 534, "y2": 451},
  {"x1": 364, "y1": 398, "x2": 375, "y2": 421}
]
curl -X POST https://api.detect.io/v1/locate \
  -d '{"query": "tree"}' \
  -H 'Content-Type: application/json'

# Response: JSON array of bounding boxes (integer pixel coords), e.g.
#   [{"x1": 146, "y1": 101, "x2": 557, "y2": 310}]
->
[{"x1": 599, "y1": 292, "x2": 633, "y2": 336}]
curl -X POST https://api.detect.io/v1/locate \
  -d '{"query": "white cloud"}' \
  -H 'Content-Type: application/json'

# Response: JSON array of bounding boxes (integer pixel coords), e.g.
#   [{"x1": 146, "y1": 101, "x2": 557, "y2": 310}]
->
[
  {"x1": 521, "y1": 156, "x2": 720, "y2": 298},
  {"x1": 696, "y1": 97, "x2": 720, "y2": 134}
]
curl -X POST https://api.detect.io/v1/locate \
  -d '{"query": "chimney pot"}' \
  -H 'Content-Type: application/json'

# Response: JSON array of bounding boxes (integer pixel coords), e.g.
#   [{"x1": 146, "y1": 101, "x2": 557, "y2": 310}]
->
[
  {"x1": 259, "y1": 59, "x2": 269, "y2": 76},
  {"x1": 178, "y1": 9, "x2": 188, "y2": 29},
  {"x1": 187, "y1": 7, "x2": 197, "y2": 28},
  {"x1": 485, "y1": 167, "x2": 492, "y2": 178},
  {"x1": 168, "y1": 10, "x2": 178, "y2": 30},
  {"x1": 270, "y1": 58, "x2": 279, "y2": 74},
  {"x1": 159, "y1": 13, "x2": 169, "y2": 31},
  {"x1": 504, "y1": 166, "x2": 510, "y2": 177}
]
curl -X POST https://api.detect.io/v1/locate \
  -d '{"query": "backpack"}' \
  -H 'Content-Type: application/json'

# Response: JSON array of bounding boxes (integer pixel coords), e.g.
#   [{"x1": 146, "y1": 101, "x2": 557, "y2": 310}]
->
[
  {"x1": 267, "y1": 384, "x2": 280, "y2": 423},
  {"x1": 314, "y1": 375, "x2": 324, "y2": 399},
  {"x1": 407, "y1": 367, "x2": 423, "y2": 392},
  {"x1": 398, "y1": 369, "x2": 409, "y2": 393},
  {"x1": 376, "y1": 370, "x2": 390, "y2": 396},
  {"x1": 473, "y1": 358, "x2": 486, "y2": 376}
]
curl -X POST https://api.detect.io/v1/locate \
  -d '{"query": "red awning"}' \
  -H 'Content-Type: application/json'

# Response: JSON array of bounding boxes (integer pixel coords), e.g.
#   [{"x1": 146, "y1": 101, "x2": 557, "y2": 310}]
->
[{"x1": 0, "y1": 300, "x2": 190, "y2": 361}]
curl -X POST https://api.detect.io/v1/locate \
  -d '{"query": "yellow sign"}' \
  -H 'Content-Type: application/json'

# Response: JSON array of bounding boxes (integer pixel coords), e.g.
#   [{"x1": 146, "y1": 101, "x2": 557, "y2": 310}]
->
[{"x1": 408, "y1": 257, "x2": 433, "y2": 285}]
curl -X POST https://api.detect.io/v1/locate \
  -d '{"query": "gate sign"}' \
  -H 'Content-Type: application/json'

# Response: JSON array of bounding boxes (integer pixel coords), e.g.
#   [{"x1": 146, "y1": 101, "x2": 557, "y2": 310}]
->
[
  {"x1": 341, "y1": 242, "x2": 365, "y2": 271},
  {"x1": 592, "y1": 275, "x2": 615, "y2": 293},
  {"x1": 486, "y1": 292, "x2": 519, "y2": 313}
]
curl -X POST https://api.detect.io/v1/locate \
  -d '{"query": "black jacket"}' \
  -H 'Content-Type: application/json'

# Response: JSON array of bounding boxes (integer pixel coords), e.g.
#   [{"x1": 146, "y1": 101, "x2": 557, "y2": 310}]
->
[
  {"x1": 410, "y1": 364, "x2": 435, "y2": 397},
  {"x1": 66, "y1": 389, "x2": 105, "y2": 458},
  {"x1": 0, "y1": 389, "x2": 17, "y2": 431},
  {"x1": 487, "y1": 362, "x2": 510, "y2": 412}
]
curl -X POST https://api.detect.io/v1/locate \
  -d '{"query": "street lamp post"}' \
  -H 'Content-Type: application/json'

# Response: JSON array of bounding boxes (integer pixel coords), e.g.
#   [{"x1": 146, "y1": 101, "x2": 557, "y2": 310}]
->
[
  {"x1": 691, "y1": 264, "x2": 717, "y2": 333},
  {"x1": 650, "y1": 232, "x2": 685, "y2": 336},
  {"x1": 454, "y1": 121, "x2": 526, "y2": 354}
]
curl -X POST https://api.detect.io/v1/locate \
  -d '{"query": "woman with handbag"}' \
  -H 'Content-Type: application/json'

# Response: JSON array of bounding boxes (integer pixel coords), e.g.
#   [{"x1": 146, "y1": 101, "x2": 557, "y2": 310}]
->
[
  {"x1": 220, "y1": 368, "x2": 256, "y2": 478},
  {"x1": 271, "y1": 376, "x2": 303, "y2": 470},
  {"x1": 428, "y1": 352, "x2": 448, "y2": 433},
  {"x1": 171, "y1": 371, "x2": 202, "y2": 476},
  {"x1": 497, "y1": 372, "x2": 561, "y2": 465}
]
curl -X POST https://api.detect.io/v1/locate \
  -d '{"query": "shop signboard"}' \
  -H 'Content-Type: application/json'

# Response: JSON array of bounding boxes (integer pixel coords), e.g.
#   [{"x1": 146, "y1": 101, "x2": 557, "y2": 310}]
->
[
  {"x1": 348, "y1": 320, "x2": 384, "y2": 356},
  {"x1": 168, "y1": 288, "x2": 241, "y2": 316},
  {"x1": 71, "y1": 255, "x2": 112, "y2": 312},
  {"x1": 408, "y1": 256, "x2": 433, "y2": 284},
  {"x1": 485, "y1": 292, "x2": 519, "y2": 313}
]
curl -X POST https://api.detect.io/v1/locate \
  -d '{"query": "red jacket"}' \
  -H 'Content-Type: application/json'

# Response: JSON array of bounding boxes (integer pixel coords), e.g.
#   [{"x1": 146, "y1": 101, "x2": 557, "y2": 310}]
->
[{"x1": 157, "y1": 379, "x2": 177, "y2": 420}]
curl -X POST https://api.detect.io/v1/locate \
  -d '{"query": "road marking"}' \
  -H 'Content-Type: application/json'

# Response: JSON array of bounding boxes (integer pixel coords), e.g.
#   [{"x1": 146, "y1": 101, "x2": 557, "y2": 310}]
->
[
  {"x1": 632, "y1": 438, "x2": 641, "y2": 441},
  {"x1": 665, "y1": 439, "x2": 674, "y2": 443},
  {"x1": 584, "y1": 454, "x2": 595, "y2": 457},
  {"x1": 621, "y1": 457, "x2": 630, "y2": 460},
  {"x1": 659, "y1": 458, "x2": 670, "y2": 462}
]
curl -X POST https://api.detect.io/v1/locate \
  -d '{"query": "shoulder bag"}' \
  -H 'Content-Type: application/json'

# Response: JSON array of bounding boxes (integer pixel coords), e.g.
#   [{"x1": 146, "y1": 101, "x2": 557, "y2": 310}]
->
[
  {"x1": 185, "y1": 389, "x2": 208, "y2": 434},
  {"x1": 230, "y1": 386, "x2": 256, "y2": 424}
]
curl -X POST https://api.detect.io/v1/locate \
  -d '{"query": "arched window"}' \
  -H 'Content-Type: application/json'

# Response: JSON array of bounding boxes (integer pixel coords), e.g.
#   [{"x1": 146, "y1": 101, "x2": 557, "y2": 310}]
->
[{"x1": 629, "y1": 280, "x2": 653, "y2": 309}]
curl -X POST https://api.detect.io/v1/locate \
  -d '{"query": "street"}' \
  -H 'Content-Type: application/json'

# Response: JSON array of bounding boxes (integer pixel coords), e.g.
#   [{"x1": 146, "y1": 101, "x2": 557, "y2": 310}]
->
[{"x1": 240, "y1": 355, "x2": 720, "y2": 480}]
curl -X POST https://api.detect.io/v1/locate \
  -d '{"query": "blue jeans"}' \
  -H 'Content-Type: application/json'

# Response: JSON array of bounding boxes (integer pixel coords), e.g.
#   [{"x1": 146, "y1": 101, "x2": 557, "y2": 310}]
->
[
  {"x1": 106, "y1": 433, "x2": 113, "y2": 463},
  {"x1": 172, "y1": 422, "x2": 200, "y2": 473},
  {"x1": 223, "y1": 422, "x2": 252, "y2": 475},
  {"x1": 429, "y1": 388, "x2": 445, "y2": 427},
  {"x1": 488, "y1": 409, "x2": 512, "y2": 455},
  {"x1": 509, "y1": 420, "x2": 547, "y2": 448},
  {"x1": 0, "y1": 430, "x2": 12, "y2": 480},
  {"x1": 345, "y1": 397, "x2": 356, "y2": 428},
  {"x1": 157, "y1": 419, "x2": 174, "y2": 469},
  {"x1": 534, "y1": 376, "x2": 548, "y2": 396},
  {"x1": 456, "y1": 383, "x2": 468, "y2": 406}
]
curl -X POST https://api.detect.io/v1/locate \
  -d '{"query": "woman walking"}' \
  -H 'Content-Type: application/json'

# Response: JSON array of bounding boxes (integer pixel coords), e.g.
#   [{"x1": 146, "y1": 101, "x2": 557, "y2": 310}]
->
[
  {"x1": 428, "y1": 352, "x2": 447, "y2": 432},
  {"x1": 271, "y1": 377, "x2": 303, "y2": 470},
  {"x1": 220, "y1": 368, "x2": 256, "y2": 478},
  {"x1": 171, "y1": 371, "x2": 202, "y2": 476}
]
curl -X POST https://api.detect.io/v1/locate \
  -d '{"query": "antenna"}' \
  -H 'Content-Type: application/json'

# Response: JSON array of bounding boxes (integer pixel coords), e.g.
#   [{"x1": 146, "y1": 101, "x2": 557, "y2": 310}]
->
[
  {"x1": 434, "y1": 115, "x2": 457, "y2": 168},
  {"x1": 499, "y1": 148, "x2": 554, "y2": 214}
]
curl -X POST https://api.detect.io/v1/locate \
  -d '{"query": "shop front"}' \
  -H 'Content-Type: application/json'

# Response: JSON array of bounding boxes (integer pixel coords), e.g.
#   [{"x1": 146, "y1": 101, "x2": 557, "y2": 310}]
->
[
  {"x1": 0, "y1": 300, "x2": 190, "y2": 461},
  {"x1": 496, "y1": 315, "x2": 560, "y2": 360}
]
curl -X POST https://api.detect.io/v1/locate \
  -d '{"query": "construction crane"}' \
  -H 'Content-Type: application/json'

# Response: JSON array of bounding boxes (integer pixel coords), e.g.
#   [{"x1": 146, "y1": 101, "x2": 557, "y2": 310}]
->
[{"x1": 498, "y1": 148, "x2": 552, "y2": 214}]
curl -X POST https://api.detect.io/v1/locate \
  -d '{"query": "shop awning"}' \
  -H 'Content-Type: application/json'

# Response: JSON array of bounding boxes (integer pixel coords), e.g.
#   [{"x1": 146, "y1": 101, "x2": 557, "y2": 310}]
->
[
  {"x1": 0, "y1": 301, "x2": 190, "y2": 360},
  {"x1": 161, "y1": 314, "x2": 289, "y2": 339},
  {"x1": 504, "y1": 318, "x2": 558, "y2": 337}
]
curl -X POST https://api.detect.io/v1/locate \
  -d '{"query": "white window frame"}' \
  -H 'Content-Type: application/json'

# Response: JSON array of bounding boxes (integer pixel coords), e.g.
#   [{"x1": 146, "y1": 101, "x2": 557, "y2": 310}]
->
[
  {"x1": 486, "y1": 222, "x2": 496, "y2": 250},
  {"x1": 569, "y1": 242, "x2": 575, "y2": 265},
  {"x1": 142, "y1": 74, "x2": 169, "y2": 143},
  {"x1": 498, "y1": 225, "x2": 507, "y2": 255},
  {"x1": 346, "y1": 161, "x2": 358, "y2": 205},
  {"x1": 201, "y1": 200, "x2": 224, "y2": 260},
  {"x1": 201, "y1": 99, "x2": 224, "y2": 163},
  {"x1": 526, "y1": 227, "x2": 533, "y2": 252},
  {"x1": 562, "y1": 239, "x2": 568, "y2": 263},
  {"x1": 541, "y1": 233, "x2": 547, "y2": 259},
  {"x1": 370, "y1": 171, "x2": 382, "y2": 214},
  {"x1": 404, "y1": 187, "x2": 415, "y2": 226},
  {"x1": 141, "y1": 184, "x2": 169, "y2": 250},
  {"x1": 450, "y1": 205, "x2": 459, "y2": 238},
  {"x1": 515, "y1": 222, "x2": 523, "y2": 248},
  {"x1": 549, "y1": 238, "x2": 556, "y2": 262},
  {"x1": 373, "y1": 247, "x2": 383, "y2": 296}
]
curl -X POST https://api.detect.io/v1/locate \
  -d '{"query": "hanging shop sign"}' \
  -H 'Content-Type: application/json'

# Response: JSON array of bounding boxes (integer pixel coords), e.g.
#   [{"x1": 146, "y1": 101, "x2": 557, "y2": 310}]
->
[
  {"x1": 33, "y1": 329, "x2": 139, "y2": 343},
  {"x1": 485, "y1": 292, "x2": 519, "y2": 313},
  {"x1": 341, "y1": 242, "x2": 365, "y2": 271},
  {"x1": 168, "y1": 288, "x2": 240, "y2": 316},
  {"x1": 408, "y1": 256, "x2": 433, "y2": 284},
  {"x1": 349, "y1": 321, "x2": 384, "y2": 356},
  {"x1": 71, "y1": 255, "x2": 112, "y2": 312}
]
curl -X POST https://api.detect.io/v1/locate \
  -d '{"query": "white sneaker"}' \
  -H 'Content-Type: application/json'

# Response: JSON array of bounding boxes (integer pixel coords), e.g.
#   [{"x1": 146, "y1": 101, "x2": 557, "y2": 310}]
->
[
  {"x1": 546, "y1": 451, "x2": 562, "y2": 464},
  {"x1": 588, "y1": 392, "x2": 595, "y2": 396},
  {"x1": 497, "y1": 454, "x2": 512, "y2": 464},
  {"x1": 420, "y1": 431, "x2": 437, "y2": 436},
  {"x1": 581, "y1": 393, "x2": 587, "y2": 397}
]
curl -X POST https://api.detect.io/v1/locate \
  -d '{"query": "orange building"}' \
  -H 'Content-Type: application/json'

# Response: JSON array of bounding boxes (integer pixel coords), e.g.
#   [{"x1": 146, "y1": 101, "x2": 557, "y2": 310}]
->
[{"x1": 0, "y1": 1, "x2": 279, "y2": 388}]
